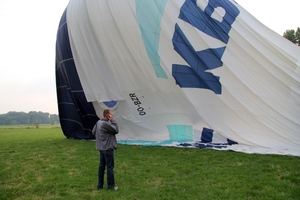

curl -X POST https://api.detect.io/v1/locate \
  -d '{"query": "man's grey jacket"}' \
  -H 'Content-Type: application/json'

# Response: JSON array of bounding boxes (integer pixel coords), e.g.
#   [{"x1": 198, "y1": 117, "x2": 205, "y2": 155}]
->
[{"x1": 92, "y1": 119, "x2": 119, "y2": 151}]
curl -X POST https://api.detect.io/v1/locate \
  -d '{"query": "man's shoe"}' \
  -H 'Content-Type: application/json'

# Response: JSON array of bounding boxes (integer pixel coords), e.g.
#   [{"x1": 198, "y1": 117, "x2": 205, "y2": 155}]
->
[
  {"x1": 97, "y1": 186, "x2": 104, "y2": 190},
  {"x1": 108, "y1": 186, "x2": 118, "y2": 190}
]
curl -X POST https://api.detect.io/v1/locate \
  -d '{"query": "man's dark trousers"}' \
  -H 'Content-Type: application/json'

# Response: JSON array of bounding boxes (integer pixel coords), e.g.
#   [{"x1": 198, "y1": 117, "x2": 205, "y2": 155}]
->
[{"x1": 98, "y1": 149, "x2": 115, "y2": 189}]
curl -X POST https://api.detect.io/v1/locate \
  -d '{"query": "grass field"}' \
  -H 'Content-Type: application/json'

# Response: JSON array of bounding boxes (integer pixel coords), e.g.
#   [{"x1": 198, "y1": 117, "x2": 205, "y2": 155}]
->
[{"x1": 0, "y1": 126, "x2": 299, "y2": 200}]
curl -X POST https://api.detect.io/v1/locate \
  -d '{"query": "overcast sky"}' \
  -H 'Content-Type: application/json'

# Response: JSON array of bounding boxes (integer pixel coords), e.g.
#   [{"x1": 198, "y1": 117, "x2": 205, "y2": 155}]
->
[{"x1": 0, "y1": 0, "x2": 299, "y2": 115}]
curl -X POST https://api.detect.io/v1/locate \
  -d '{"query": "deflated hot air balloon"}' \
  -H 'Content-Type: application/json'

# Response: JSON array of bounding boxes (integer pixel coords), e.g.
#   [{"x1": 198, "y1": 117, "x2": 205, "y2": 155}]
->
[{"x1": 55, "y1": 0, "x2": 300, "y2": 156}]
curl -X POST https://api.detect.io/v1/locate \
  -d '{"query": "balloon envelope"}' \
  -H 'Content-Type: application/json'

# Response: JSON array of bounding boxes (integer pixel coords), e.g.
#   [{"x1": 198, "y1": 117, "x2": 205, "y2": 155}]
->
[{"x1": 56, "y1": 0, "x2": 300, "y2": 156}]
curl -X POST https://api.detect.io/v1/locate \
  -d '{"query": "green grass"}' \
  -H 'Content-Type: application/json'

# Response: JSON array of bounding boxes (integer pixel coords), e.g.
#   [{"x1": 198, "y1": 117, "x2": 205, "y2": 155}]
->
[{"x1": 0, "y1": 126, "x2": 299, "y2": 200}]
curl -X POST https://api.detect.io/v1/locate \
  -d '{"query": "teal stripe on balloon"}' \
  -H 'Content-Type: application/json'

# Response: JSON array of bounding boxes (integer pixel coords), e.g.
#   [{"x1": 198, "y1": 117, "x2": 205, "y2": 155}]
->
[
  {"x1": 136, "y1": 0, "x2": 168, "y2": 78},
  {"x1": 167, "y1": 125, "x2": 193, "y2": 141}
]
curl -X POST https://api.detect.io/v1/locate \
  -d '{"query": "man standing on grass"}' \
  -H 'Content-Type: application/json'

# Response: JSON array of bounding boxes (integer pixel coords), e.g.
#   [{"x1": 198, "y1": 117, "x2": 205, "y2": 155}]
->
[{"x1": 92, "y1": 109, "x2": 119, "y2": 190}]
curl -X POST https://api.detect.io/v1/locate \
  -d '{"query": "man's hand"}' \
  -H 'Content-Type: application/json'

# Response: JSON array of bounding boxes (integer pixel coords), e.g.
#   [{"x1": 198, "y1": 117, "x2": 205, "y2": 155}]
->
[{"x1": 108, "y1": 115, "x2": 114, "y2": 121}]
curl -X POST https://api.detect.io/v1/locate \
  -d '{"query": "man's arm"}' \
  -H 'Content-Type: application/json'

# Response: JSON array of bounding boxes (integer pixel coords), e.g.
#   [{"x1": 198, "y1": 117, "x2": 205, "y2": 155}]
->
[
  {"x1": 104, "y1": 121, "x2": 119, "y2": 134},
  {"x1": 92, "y1": 121, "x2": 98, "y2": 136}
]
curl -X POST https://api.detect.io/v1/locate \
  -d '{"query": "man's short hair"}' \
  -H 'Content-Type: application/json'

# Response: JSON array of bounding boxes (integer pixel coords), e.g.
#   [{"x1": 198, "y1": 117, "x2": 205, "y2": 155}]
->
[{"x1": 103, "y1": 109, "x2": 111, "y2": 118}]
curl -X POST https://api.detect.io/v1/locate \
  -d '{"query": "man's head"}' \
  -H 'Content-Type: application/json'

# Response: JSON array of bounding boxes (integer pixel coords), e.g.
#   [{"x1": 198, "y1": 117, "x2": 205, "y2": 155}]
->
[{"x1": 103, "y1": 109, "x2": 112, "y2": 120}]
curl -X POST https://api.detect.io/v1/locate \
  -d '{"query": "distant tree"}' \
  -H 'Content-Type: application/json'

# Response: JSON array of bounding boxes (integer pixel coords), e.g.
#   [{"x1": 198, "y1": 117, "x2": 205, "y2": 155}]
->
[
  {"x1": 11, "y1": 120, "x2": 18, "y2": 125},
  {"x1": 283, "y1": 28, "x2": 300, "y2": 46},
  {"x1": 34, "y1": 123, "x2": 40, "y2": 128},
  {"x1": 296, "y1": 27, "x2": 300, "y2": 46},
  {"x1": 29, "y1": 111, "x2": 38, "y2": 125},
  {"x1": 50, "y1": 114, "x2": 59, "y2": 125}
]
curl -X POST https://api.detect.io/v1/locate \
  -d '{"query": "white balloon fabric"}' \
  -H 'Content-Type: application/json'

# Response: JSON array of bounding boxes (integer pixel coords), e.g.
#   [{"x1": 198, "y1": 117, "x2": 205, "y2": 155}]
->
[{"x1": 56, "y1": 0, "x2": 300, "y2": 156}]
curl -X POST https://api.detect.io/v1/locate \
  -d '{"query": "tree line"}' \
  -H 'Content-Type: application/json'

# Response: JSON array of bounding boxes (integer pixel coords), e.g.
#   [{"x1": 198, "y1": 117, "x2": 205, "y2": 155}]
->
[
  {"x1": 283, "y1": 27, "x2": 300, "y2": 46},
  {"x1": 0, "y1": 111, "x2": 59, "y2": 125}
]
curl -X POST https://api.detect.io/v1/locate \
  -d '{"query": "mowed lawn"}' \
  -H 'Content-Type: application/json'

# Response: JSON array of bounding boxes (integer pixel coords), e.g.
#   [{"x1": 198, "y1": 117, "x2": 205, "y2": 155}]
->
[{"x1": 0, "y1": 126, "x2": 299, "y2": 200}]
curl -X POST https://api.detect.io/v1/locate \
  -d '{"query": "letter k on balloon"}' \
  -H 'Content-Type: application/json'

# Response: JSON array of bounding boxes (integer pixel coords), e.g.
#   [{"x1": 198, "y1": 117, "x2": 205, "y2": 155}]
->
[{"x1": 172, "y1": 0, "x2": 240, "y2": 94}]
